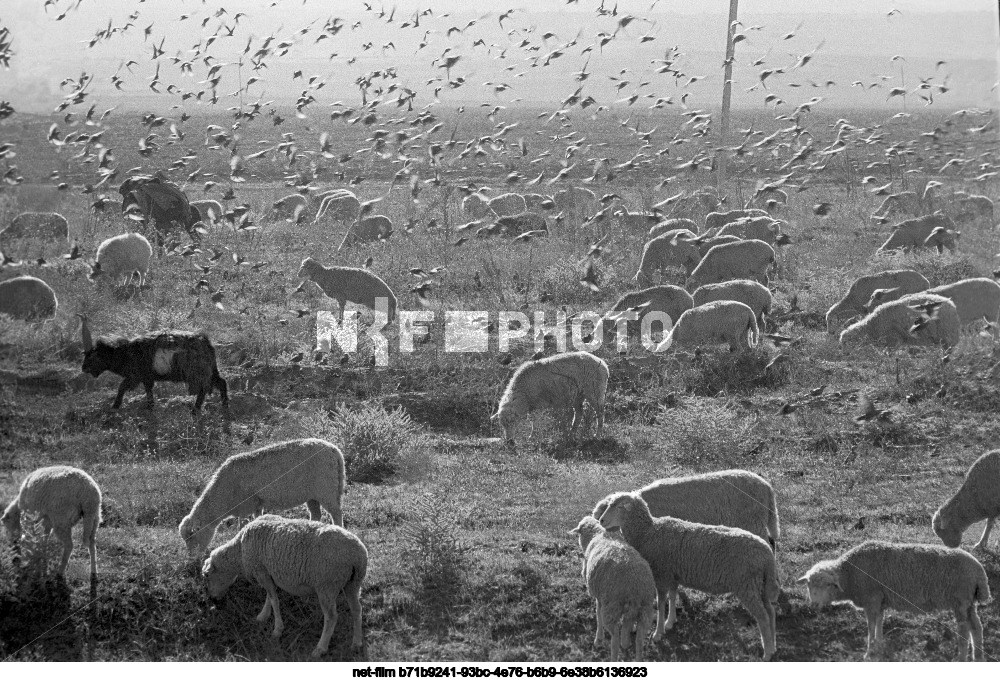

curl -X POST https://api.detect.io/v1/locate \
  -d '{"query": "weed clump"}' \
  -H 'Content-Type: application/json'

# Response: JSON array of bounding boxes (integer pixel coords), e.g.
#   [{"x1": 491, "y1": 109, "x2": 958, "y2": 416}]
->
[
  {"x1": 399, "y1": 497, "x2": 470, "y2": 601},
  {"x1": 327, "y1": 403, "x2": 421, "y2": 483}
]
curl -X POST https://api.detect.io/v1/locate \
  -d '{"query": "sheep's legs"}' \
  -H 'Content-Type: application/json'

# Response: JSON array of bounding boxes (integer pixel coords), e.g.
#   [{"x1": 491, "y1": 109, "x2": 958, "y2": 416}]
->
[
  {"x1": 608, "y1": 622, "x2": 621, "y2": 662},
  {"x1": 593, "y1": 600, "x2": 603, "y2": 646},
  {"x1": 255, "y1": 576, "x2": 283, "y2": 637},
  {"x1": 82, "y1": 515, "x2": 98, "y2": 578},
  {"x1": 113, "y1": 378, "x2": 138, "y2": 409},
  {"x1": 322, "y1": 499, "x2": 344, "y2": 526},
  {"x1": 652, "y1": 586, "x2": 673, "y2": 640},
  {"x1": 313, "y1": 592, "x2": 338, "y2": 657},
  {"x1": 633, "y1": 613, "x2": 648, "y2": 662},
  {"x1": 306, "y1": 500, "x2": 324, "y2": 522},
  {"x1": 863, "y1": 607, "x2": 884, "y2": 660},
  {"x1": 969, "y1": 605, "x2": 984, "y2": 661},
  {"x1": 345, "y1": 579, "x2": 364, "y2": 649},
  {"x1": 256, "y1": 596, "x2": 273, "y2": 623},
  {"x1": 53, "y1": 526, "x2": 73, "y2": 575},
  {"x1": 974, "y1": 517, "x2": 994, "y2": 550},
  {"x1": 664, "y1": 587, "x2": 678, "y2": 630},
  {"x1": 954, "y1": 607, "x2": 972, "y2": 661},
  {"x1": 742, "y1": 596, "x2": 775, "y2": 661}
]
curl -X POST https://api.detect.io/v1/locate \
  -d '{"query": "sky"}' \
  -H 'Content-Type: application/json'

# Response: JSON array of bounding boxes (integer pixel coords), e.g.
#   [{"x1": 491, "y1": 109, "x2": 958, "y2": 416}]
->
[{"x1": 1, "y1": 0, "x2": 998, "y2": 114}]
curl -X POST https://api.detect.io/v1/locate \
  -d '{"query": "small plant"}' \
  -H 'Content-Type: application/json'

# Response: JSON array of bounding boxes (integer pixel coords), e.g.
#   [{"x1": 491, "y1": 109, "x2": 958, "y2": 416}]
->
[
  {"x1": 656, "y1": 398, "x2": 762, "y2": 468},
  {"x1": 399, "y1": 497, "x2": 470, "y2": 598},
  {"x1": 328, "y1": 402, "x2": 421, "y2": 483}
]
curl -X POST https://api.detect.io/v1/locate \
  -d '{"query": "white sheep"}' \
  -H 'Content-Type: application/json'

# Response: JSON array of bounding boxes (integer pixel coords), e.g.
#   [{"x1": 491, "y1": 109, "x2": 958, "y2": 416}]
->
[
  {"x1": 715, "y1": 216, "x2": 790, "y2": 247},
  {"x1": 634, "y1": 232, "x2": 702, "y2": 284},
  {"x1": 1, "y1": 465, "x2": 101, "y2": 578},
  {"x1": 693, "y1": 234, "x2": 743, "y2": 258},
  {"x1": 687, "y1": 239, "x2": 775, "y2": 290},
  {"x1": 179, "y1": 438, "x2": 346, "y2": 555},
  {"x1": 569, "y1": 516, "x2": 656, "y2": 662},
  {"x1": 270, "y1": 193, "x2": 310, "y2": 220},
  {"x1": 933, "y1": 449, "x2": 1000, "y2": 550},
  {"x1": 1, "y1": 211, "x2": 69, "y2": 241},
  {"x1": 461, "y1": 192, "x2": 491, "y2": 219},
  {"x1": 839, "y1": 292, "x2": 961, "y2": 348},
  {"x1": 494, "y1": 211, "x2": 547, "y2": 237},
  {"x1": 315, "y1": 189, "x2": 362, "y2": 225},
  {"x1": 826, "y1": 269, "x2": 930, "y2": 334},
  {"x1": 875, "y1": 214, "x2": 959, "y2": 254},
  {"x1": 523, "y1": 193, "x2": 553, "y2": 211},
  {"x1": 202, "y1": 514, "x2": 367, "y2": 658},
  {"x1": 648, "y1": 218, "x2": 699, "y2": 240},
  {"x1": 614, "y1": 207, "x2": 658, "y2": 233},
  {"x1": 91, "y1": 232, "x2": 153, "y2": 287},
  {"x1": 655, "y1": 300, "x2": 760, "y2": 353},
  {"x1": 692, "y1": 280, "x2": 772, "y2": 326},
  {"x1": 298, "y1": 257, "x2": 397, "y2": 322},
  {"x1": 493, "y1": 351, "x2": 609, "y2": 443},
  {"x1": 797, "y1": 541, "x2": 990, "y2": 661},
  {"x1": 602, "y1": 284, "x2": 693, "y2": 349},
  {"x1": 487, "y1": 192, "x2": 528, "y2": 217},
  {"x1": 704, "y1": 208, "x2": 768, "y2": 233},
  {"x1": 592, "y1": 469, "x2": 780, "y2": 549},
  {"x1": 0, "y1": 275, "x2": 58, "y2": 321},
  {"x1": 598, "y1": 492, "x2": 778, "y2": 659},
  {"x1": 554, "y1": 186, "x2": 599, "y2": 217},
  {"x1": 339, "y1": 215, "x2": 393, "y2": 250},
  {"x1": 872, "y1": 191, "x2": 922, "y2": 220},
  {"x1": 189, "y1": 200, "x2": 225, "y2": 224},
  {"x1": 926, "y1": 278, "x2": 1000, "y2": 326}
]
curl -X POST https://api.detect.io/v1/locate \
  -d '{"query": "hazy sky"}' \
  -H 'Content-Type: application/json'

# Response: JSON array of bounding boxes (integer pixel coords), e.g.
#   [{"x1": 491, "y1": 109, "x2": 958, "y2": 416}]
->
[{"x1": 2, "y1": 0, "x2": 998, "y2": 112}]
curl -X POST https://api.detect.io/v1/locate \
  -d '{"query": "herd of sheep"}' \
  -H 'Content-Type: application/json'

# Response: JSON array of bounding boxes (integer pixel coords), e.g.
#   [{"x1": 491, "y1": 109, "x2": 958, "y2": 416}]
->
[{"x1": 1, "y1": 173, "x2": 999, "y2": 662}]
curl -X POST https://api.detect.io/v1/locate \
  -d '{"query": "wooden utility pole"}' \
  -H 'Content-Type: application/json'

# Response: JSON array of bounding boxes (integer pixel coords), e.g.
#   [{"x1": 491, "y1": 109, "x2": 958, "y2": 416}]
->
[{"x1": 717, "y1": 0, "x2": 740, "y2": 187}]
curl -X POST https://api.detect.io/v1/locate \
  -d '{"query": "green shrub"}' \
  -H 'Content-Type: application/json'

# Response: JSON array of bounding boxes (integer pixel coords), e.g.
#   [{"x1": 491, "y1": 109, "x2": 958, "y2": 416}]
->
[
  {"x1": 655, "y1": 398, "x2": 762, "y2": 468},
  {"x1": 399, "y1": 497, "x2": 470, "y2": 598},
  {"x1": 327, "y1": 403, "x2": 421, "y2": 483}
]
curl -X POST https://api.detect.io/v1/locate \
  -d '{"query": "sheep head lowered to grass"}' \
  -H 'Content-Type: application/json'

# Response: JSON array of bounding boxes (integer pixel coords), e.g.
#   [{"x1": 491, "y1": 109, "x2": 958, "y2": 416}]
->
[{"x1": 79, "y1": 314, "x2": 229, "y2": 413}]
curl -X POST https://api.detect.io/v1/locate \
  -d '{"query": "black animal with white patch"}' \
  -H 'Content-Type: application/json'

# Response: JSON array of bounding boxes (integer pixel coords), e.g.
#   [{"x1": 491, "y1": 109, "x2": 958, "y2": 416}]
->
[{"x1": 79, "y1": 315, "x2": 228, "y2": 412}]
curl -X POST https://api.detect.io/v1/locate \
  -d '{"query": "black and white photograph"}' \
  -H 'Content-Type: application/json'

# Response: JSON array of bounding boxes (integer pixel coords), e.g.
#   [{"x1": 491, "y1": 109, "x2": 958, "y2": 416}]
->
[{"x1": 0, "y1": 0, "x2": 999, "y2": 667}]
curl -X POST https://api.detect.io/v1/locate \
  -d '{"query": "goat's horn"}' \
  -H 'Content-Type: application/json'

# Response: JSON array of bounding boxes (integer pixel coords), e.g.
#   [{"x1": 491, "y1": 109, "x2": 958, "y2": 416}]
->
[{"x1": 77, "y1": 313, "x2": 93, "y2": 351}]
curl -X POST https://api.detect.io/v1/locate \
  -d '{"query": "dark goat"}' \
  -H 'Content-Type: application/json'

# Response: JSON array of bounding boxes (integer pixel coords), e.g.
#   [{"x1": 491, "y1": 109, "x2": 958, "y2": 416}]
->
[{"x1": 79, "y1": 315, "x2": 228, "y2": 412}]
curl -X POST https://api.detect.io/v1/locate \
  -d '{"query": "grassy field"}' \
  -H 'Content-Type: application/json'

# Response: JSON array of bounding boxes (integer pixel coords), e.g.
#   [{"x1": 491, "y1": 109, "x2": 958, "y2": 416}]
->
[{"x1": 1, "y1": 107, "x2": 999, "y2": 663}]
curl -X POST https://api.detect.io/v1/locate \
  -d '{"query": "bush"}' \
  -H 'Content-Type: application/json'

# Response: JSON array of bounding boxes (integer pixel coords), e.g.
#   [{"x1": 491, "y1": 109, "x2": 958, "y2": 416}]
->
[
  {"x1": 399, "y1": 497, "x2": 470, "y2": 600},
  {"x1": 327, "y1": 403, "x2": 421, "y2": 483},
  {"x1": 655, "y1": 398, "x2": 763, "y2": 468}
]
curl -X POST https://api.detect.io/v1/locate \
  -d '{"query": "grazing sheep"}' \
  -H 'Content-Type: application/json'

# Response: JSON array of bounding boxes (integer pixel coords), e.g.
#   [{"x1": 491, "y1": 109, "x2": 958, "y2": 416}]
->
[
  {"x1": 0, "y1": 275, "x2": 58, "y2": 321},
  {"x1": 189, "y1": 200, "x2": 225, "y2": 224},
  {"x1": 270, "y1": 193, "x2": 310, "y2": 220},
  {"x1": 875, "y1": 214, "x2": 959, "y2": 254},
  {"x1": 603, "y1": 285, "x2": 693, "y2": 348},
  {"x1": 648, "y1": 218, "x2": 699, "y2": 240},
  {"x1": 554, "y1": 186, "x2": 599, "y2": 217},
  {"x1": 716, "y1": 217, "x2": 789, "y2": 246},
  {"x1": 825, "y1": 269, "x2": 930, "y2": 334},
  {"x1": 462, "y1": 192, "x2": 491, "y2": 219},
  {"x1": 492, "y1": 351, "x2": 609, "y2": 443},
  {"x1": 933, "y1": 450, "x2": 1000, "y2": 550},
  {"x1": 922, "y1": 225, "x2": 960, "y2": 253},
  {"x1": 315, "y1": 189, "x2": 362, "y2": 225},
  {"x1": 494, "y1": 211, "x2": 547, "y2": 237},
  {"x1": 872, "y1": 191, "x2": 922, "y2": 220},
  {"x1": 704, "y1": 208, "x2": 769, "y2": 233},
  {"x1": 634, "y1": 232, "x2": 702, "y2": 284},
  {"x1": 592, "y1": 469, "x2": 780, "y2": 549},
  {"x1": 598, "y1": 492, "x2": 778, "y2": 659},
  {"x1": 1, "y1": 211, "x2": 69, "y2": 240},
  {"x1": 487, "y1": 192, "x2": 528, "y2": 217},
  {"x1": 297, "y1": 257, "x2": 397, "y2": 322},
  {"x1": 655, "y1": 300, "x2": 760, "y2": 353},
  {"x1": 79, "y1": 315, "x2": 229, "y2": 412},
  {"x1": 926, "y1": 278, "x2": 1000, "y2": 325},
  {"x1": 523, "y1": 193, "x2": 553, "y2": 211},
  {"x1": 339, "y1": 215, "x2": 393, "y2": 249},
  {"x1": 119, "y1": 175, "x2": 201, "y2": 244},
  {"x1": 614, "y1": 207, "x2": 659, "y2": 233},
  {"x1": 798, "y1": 541, "x2": 990, "y2": 661},
  {"x1": 693, "y1": 234, "x2": 743, "y2": 258},
  {"x1": 202, "y1": 514, "x2": 367, "y2": 658},
  {"x1": 692, "y1": 279, "x2": 772, "y2": 328},
  {"x1": 90, "y1": 232, "x2": 152, "y2": 287},
  {"x1": 569, "y1": 516, "x2": 656, "y2": 662},
  {"x1": 666, "y1": 189, "x2": 722, "y2": 219},
  {"x1": 839, "y1": 292, "x2": 961, "y2": 348},
  {"x1": 180, "y1": 438, "x2": 346, "y2": 555},
  {"x1": 1, "y1": 465, "x2": 101, "y2": 578},
  {"x1": 687, "y1": 239, "x2": 775, "y2": 289}
]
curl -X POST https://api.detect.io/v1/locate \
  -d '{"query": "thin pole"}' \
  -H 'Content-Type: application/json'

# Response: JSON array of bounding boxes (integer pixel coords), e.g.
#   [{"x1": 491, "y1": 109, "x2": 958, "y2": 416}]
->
[{"x1": 718, "y1": 0, "x2": 739, "y2": 188}]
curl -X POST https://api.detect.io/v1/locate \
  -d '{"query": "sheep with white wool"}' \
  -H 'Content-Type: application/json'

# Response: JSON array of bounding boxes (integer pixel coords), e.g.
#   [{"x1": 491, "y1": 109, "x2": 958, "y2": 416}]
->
[
  {"x1": 202, "y1": 514, "x2": 367, "y2": 658},
  {"x1": 0, "y1": 275, "x2": 58, "y2": 321},
  {"x1": 687, "y1": 239, "x2": 775, "y2": 290},
  {"x1": 693, "y1": 279, "x2": 772, "y2": 326},
  {"x1": 1, "y1": 211, "x2": 69, "y2": 241},
  {"x1": 872, "y1": 191, "x2": 922, "y2": 221},
  {"x1": 554, "y1": 186, "x2": 599, "y2": 217},
  {"x1": 569, "y1": 516, "x2": 655, "y2": 662},
  {"x1": 614, "y1": 207, "x2": 659, "y2": 233},
  {"x1": 715, "y1": 217, "x2": 791, "y2": 247},
  {"x1": 704, "y1": 208, "x2": 768, "y2": 232},
  {"x1": 339, "y1": 215, "x2": 393, "y2": 250},
  {"x1": 933, "y1": 449, "x2": 1000, "y2": 551},
  {"x1": 179, "y1": 438, "x2": 346, "y2": 556},
  {"x1": 189, "y1": 200, "x2": 225, "y2": 224},
  {"x1": 648, "y1": 218, "x2": 699, "y2": 240},
  {"x1": 592, "y1": 469, "x2": 780, "y2": 550},
  {"x1": 634, "y1": 232, "x2": 702, "y2": 285},
  {"x1": 494, "y1": 211, "x2": 548, "y2": 237},
  {"x1": 493, "y1": 351, "x2": 608, "y2": 443},
  {"x1": 298, "y1": 257, "x2": 397, "y2": 323},
  {"x1": 798, "y1": 541, "x2": 990, "y2": 661},
  {"x1": 598, "y1": 492, "x2": 778, "y2": 659},
  {"x1": 839, "y1": 292, "x2": 961, "y2": 348},
  {"x1": 315, "y1": 189, "x2": 362, "y2": 225},
  {"x1": 523, "y1": 193, "x2": 553, "y2": 211},
  {"x1": 926, "y1": 278, "x2": 1000, "y2": 325},
  {"x1": 601, "y1": 284, "x2": 693, "y2": 349},
  {"x1": 487, "y1": 192, "x2": 528, "y2": 217},
  {"x1": 693, "y1": 233, "x2": 742, "y2": 257},
  {"x1": 462, "y1": 192, "x2": 491, "y2": 219},
  {"x1": 655, "y1": 300, "x2": 760, "y2": 353},
  {"x1": 825, "y1": 269, "x2": 930, "y2": 334},
  {"x1": 2, "y1": 465, "x2": 101, "y2": 578},
  {"x1": 875, "y1": 214, "x2": 959, "y2": 254},
  {"x1": 90, "y1": 232, "x2": 152, "y2": 287},
  {"x1": 270, "y1": 193, "x2": 310, "y2": 220}
]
